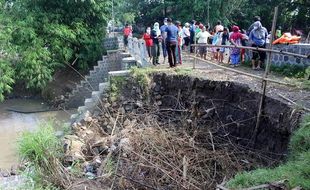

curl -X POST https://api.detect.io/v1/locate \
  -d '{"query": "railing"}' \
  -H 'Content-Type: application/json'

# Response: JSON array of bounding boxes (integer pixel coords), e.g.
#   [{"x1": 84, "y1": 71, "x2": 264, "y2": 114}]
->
[{"x1": 127, "y1": 37, "x2": 149, "y2": 67}]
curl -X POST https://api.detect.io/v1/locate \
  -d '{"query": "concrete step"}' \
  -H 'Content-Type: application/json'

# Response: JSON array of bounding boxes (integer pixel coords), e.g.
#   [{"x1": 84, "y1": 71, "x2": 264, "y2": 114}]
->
[
  {"x1": 108, "y1": 70, "x2": 130, "y2": 77},
  {"x1": 92, "y1": 91, "x2": 101, "y2": 102},
  {"x1": 84, "y1": 98, "x2": 95, "y2": 108},
  {"x1": 99, "y1": 82, "x2": 109, "y2": 92},
  {"x1": 78, "y1": 106, "x2": 87, "y2": 114},
  {"x1": 70, "y1": 113, "x2": 78, "y2": 120}
]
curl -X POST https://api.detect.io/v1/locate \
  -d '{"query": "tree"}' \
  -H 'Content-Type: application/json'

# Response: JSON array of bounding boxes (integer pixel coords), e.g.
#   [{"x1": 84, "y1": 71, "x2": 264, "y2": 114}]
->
[{"x1": 0, "y1": 0, "x2": 113, "y2": 100}]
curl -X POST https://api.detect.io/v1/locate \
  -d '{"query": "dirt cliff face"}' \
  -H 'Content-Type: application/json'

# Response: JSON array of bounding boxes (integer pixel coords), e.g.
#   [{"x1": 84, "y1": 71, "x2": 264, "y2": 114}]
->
[{"x1": 147, "y1": 73, "x2": 302, "y2": 158}]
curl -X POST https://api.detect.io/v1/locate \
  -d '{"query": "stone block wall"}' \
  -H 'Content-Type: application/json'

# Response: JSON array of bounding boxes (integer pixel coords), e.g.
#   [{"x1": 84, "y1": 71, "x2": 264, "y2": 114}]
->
[
  {"x1": 271, "y1": 44, "x2": 310, "y2": 67},
  {"x1": 245, "y1": 43, "x2": 310, "y2": 67},
  {"x1": 103, "y1": 37, "x2": 120, "y2": 51},
  {"x1": 66, "y1": 50, "x2": 129, "y2": 108}
]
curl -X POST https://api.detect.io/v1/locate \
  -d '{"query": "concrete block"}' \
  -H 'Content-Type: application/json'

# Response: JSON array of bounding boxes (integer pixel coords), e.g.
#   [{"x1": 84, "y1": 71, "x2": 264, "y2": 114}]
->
[
  {"x1": 70, "y1": 114, "x2": 78, "y2": 120},
  {"x1": 92, "y1": 91, "x2": 101, "y2": 101},
  {"x1": 85, "y1": 98, "x2": 95, "y2": 108},
  {"x1": 99, "y1": 82, "x2": 109, "y2": 92},
  {"x1": 78, "y1": 106, "x2": 87, "y2": 114},
  {"x1": 108, "y1": 70, "x2": 130, "y2": 77}
]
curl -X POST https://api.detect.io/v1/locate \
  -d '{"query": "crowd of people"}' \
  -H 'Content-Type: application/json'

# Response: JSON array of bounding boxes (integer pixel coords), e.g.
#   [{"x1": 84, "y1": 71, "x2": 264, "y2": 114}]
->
[{"x1": 123, "y1": 16, "x2": 271, "y2": 70}]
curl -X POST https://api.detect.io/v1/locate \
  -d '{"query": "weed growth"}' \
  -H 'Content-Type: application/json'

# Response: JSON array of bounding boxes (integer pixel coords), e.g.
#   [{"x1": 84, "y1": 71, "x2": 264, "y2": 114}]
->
[
  {"x1": 227, "y1": 114, "x2": 310, "y2": 189},
  {"x1": 18, "y1": 122, "x2": 71, "y2": 188}
]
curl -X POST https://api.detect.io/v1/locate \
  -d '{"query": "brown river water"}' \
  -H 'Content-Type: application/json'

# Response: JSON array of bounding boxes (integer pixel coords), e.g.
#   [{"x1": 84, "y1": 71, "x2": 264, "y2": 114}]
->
[{"x1": 0, "y1": 99, "x2": 74, "y2": 170}]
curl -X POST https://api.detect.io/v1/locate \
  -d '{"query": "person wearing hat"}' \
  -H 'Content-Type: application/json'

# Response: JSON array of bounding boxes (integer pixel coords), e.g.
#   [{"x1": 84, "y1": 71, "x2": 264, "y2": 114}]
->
[
  {"x1": 160, "y1": 18, "x2": 168, "y2": 64},
  {"x1": 165, "y1": 18, "x2": 179, "y2": 67}
]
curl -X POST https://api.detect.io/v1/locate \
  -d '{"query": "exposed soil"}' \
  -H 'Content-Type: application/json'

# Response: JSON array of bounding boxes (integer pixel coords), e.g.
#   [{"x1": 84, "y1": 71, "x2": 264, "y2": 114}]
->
[{"x1": 62, "y1": 73, "x2": 304, "y2": 190}]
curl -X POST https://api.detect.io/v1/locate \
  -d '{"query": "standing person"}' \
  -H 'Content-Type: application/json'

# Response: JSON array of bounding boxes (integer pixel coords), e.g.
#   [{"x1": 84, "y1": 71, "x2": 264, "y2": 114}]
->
[
  {"x1": 151, "y1": 22, "x2": 161, "y2": 65},
  {"x1": 123, "y1": 24, "x2": 132, "y2": 51},
  {"x1": 196, "y1": 26, "x2": 211, "y2": 60},
  {"x1": 212, "y1": 29, "x2": 223, "y2": 61},
  {"x1": 165, "y1": 18, "x2": 178, "y2": 68},
  {"x1": 229, "y1": 26, "x2": 244, "y2": 67},
  {"x1": 175, "y1": 21, "x2": 183, "y2": 65},
  {"x1": 160, "y1": 18, "x2": 168, "y2": 64},
  {"x1": 214, "y1": 21, "x2": 224, "y2": 33},
  {"x1": 240, "y1": 29, "x2": 248, "y2": 64},
  {"x1": 182, "y1": 23, "x2": 191, "y2": 51},
  {"x1": 219, "y1": 27, "x2": 229, "y2": 63},
  {"x1": 143, "y1": 27, "x2": 153, "y2": 61},
  {"x1": 189, "y1": 20, "x2": 196, "y2": 53},
  {"x1": 249, "y1": 21, "x2": 268, "y2": 70}
]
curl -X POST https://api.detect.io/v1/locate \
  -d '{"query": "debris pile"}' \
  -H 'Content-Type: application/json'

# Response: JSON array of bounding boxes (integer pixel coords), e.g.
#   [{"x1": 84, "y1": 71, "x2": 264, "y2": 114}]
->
[{"x1": 64, "y1": 94, "x2": 274, "y2": 189}]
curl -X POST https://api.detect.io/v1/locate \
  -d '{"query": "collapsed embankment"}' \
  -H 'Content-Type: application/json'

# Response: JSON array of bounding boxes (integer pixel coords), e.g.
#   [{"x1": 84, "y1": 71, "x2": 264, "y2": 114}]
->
[
  {"x1": 59, "y1": 71, "x2": 304, "y2": 190},
  {"x1": 14, "y1": 70, "x2": 305, "y2": 190}
]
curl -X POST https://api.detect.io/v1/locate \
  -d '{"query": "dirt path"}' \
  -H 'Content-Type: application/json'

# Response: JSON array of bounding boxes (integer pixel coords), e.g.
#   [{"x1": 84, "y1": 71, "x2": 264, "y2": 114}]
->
[{"x1": 152, "y1": 53, "x2": 310, "y2": 111}]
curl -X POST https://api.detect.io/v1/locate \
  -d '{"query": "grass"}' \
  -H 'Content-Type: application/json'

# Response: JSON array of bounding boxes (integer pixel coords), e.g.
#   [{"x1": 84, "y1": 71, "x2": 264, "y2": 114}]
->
[
  {"x1": 109, "y1": 75, "x2": 127, "y2": 102},
  {"x1": 17, "y1": 121, "x2": 70, "y2": 189},
  {"x1": 227, "y1": 114, "x2": 310, "y2": 189}
]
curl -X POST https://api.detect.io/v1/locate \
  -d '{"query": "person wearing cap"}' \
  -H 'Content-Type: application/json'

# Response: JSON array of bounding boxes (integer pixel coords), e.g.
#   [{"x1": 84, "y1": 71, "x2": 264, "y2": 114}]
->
[
  {"x1": 160, "y1": 18, "x2": 168, "y2": 63},
  {"x1": 165, "y1": 18, "x2": 179, "y2": 67}
]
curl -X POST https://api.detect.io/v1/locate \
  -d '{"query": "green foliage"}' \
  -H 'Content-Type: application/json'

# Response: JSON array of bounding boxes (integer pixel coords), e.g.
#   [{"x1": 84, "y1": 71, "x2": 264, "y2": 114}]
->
[
  {"x1": 289, "y1": 114, "x2": 310, "y2": 157},
  {"x1": 18, "y1": 123, "x2": 60, "y2": 168},
  {"x1": 0, "y1": 0, "x2": 112, "y2": 100},
  {"x1": 18, "y1": 122, "x2": 66, "y2": 188},
  {"x1": 227, "y1": 114, "x2": 310, "y2": 189},
  {"x1": 270, "y1": 64, "x2": 307, "y2": 78},
  {"x1": 0, "y1": 60, "x2": 14, "y2": 101},
  {"x1": 109, "y1": 76, "x2": 127, "y2": 102}
]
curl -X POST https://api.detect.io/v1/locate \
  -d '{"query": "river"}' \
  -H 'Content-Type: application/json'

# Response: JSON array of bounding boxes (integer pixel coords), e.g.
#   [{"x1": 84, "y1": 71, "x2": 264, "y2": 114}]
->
[{"x1": 0, "y1": 99, "x2": 74, "y2": 170}]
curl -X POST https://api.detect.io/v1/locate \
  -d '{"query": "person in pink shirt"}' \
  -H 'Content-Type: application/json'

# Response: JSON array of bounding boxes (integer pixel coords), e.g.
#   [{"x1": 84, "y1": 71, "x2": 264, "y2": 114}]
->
[{"x1": 229, "y1": 25, "x2": 245, "y2": 67}]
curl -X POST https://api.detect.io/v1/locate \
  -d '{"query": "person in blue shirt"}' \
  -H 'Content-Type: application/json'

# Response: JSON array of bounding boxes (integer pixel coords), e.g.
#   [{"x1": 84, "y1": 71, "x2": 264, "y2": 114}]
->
[
  {"x1": 160, "y1": 18, "x2": 168, "y2": 64},
  {"x1": 249, "y1": 21, "x2": 268, "y2": 70},
  {"x1": 189, "y1": 20, "x2": 196, "y2": 53},
  {"x1": 165, "y1": 18, "x2": 179, "y2": 67}
]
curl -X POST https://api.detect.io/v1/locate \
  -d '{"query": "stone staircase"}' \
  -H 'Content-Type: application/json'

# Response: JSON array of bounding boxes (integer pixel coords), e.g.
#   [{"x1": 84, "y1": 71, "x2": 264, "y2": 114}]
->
[{"x1": 67, "y1": 50, "x2": 137, "y2": 123}]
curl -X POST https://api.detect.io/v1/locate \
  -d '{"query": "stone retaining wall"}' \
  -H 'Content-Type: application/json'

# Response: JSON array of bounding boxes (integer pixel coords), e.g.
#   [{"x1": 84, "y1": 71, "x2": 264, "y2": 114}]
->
[
  {"x1": 66, "y1": 50, "x2": 130, "y2": 108},
  {"x1": 245, "y1": 43, "x2": 310, "y2": 67}
]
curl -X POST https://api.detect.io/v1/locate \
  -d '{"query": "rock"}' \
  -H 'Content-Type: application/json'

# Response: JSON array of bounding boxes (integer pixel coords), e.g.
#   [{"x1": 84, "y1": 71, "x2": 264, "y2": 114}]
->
[
  {"x1": 135, "y1": 101, "x2": 143, "y2": 107},
  {"x1": 156, "y1": 101, "x2": 162, "y2": 106},
  {"x1": 84, "y1": 111, "x2": 93, "y2": 122},
  {"x1": 55, "y1": 130, "x2": 64, "y2": 138},
  {"x1": 85, "y1": 172, "x2": 96, "y2": 179},
  {"x1": 119, "y1": 138, "x2": 131, "y2": 152},
  {"x1": 155, "y1": 95, "x2": 162, "y2": 100},
  {"x1": 124, "y1": 104, "x2": 133, "y2": 111}
]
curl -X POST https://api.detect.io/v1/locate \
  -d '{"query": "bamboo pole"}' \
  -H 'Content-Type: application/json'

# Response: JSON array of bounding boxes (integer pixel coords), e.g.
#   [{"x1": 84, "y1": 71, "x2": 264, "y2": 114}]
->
[
  {"x1": 253, "y1": 6, "x2": 279, "y2": 145},
  {"x1": 188, "y1": 55, "x2": 293, "y2": 86},
  {"x1": 191, "y1": 44, "x2": 309, "y2": 59}
]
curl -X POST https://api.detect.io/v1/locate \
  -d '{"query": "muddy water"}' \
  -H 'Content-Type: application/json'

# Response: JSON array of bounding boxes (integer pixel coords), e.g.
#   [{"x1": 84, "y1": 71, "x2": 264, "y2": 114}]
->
[{"x1": 0, "y1": 99, "x2": 74, "y2": 170}]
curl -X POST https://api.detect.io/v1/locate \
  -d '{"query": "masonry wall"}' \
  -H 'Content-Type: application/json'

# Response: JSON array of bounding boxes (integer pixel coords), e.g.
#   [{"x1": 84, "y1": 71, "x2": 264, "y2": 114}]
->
[
  {"x1": 245, "y1": 43, "x2": 310, "y2": 67},
  {"x1": 66, "y1": 50, "x2": 129, "y2": 108}
]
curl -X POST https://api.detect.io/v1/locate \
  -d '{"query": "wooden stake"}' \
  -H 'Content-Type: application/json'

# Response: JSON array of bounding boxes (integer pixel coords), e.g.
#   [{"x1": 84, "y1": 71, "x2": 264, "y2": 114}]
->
[{"x1": 253, "y1": 6, "x2": 279, "y2": 144}]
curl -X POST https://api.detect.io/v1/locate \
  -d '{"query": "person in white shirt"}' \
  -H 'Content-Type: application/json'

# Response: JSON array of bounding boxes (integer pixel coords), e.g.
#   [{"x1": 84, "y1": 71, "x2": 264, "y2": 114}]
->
[{"x1": 196, "y1": 26, "x2": 211, "y2": 60}]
